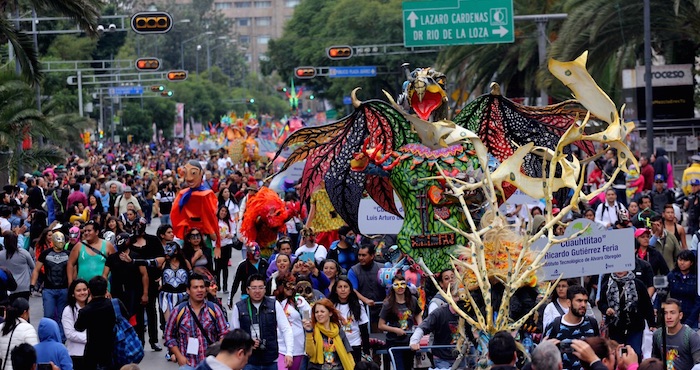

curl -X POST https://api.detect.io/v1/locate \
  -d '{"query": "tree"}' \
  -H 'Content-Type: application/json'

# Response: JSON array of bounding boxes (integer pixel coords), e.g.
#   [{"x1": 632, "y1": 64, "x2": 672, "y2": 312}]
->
[
  {"x1": 0, "y1": 0, "x2": 103, "y2": 84},
  {"x1": 0, "y1": 69, "x2": 75, "y2": 183},
  {"x1": 436, "y1": 0, "x2": 567, "y2": 101},
  {"x1": 264, "y1": 0, "x2": 438, "y2": 107},
  {"x1": 544, "y1": 0, "x2": 700, "y2": 101}
]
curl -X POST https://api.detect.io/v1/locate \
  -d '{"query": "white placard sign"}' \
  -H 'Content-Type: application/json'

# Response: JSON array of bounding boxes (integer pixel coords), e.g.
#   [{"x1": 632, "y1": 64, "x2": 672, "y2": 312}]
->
[
  {"x1": 358, "y1": 194, "x2": 404, "y2": 235},
  {"x1": 268, "y1": 160, "x2": 306, "y2": 193},
  {"x1": 533, "y1": 218, "x2": 634, "y2": 280}
]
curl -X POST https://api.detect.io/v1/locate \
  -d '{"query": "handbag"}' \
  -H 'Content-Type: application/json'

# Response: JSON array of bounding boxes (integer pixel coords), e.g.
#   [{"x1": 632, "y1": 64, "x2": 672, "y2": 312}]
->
[
  {"x1": 111, "y1": 299, "x2": 144, "y2": 366},
  {"x1": 413, "y1": 350, "x2": 434, "y2": 369},
  {"x1": 294, "y1": 217, "x2": 304, "y2": 232}
]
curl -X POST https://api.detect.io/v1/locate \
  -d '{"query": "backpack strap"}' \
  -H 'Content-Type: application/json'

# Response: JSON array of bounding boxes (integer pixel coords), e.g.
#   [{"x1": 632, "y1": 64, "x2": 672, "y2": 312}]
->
[
  {"x1": 545, "y1": 316, "x2": 563, "y2": 339},
  {"x1": 552, "y1": 300, "x2": 566, "y2": 316}
]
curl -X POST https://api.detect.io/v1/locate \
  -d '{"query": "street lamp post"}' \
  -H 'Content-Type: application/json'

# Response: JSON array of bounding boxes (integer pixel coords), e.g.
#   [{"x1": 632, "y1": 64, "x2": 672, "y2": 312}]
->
[
  {"x1": 180, "y1": 30, "x2": 213, "y2": 70},
  {"x1": 196, "y1": 44, "x2": 201, "y2": 74}
]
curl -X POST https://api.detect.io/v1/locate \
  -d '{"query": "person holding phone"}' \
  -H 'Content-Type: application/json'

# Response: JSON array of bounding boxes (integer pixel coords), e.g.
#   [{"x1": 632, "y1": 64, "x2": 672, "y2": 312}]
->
[{"x1": 273, "y1": 275, "x2": 308, "y2": 370}]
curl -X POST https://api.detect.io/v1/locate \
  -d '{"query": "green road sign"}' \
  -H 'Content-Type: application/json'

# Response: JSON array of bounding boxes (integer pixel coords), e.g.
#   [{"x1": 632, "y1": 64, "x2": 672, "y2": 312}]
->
[{"x1": 403, "y1": 0, "x2": 514, "y2": 47}]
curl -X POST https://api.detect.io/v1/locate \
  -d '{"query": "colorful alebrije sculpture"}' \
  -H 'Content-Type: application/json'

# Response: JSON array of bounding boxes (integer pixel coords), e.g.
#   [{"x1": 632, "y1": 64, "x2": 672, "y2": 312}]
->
[{"x1": 272, "y1": 63, "x2": 598, "y2": 274}]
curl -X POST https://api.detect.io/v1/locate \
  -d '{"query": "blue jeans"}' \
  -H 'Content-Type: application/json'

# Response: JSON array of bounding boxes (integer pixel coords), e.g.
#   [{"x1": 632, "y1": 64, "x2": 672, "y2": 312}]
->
[
  {"x1": 145, "y1": 199, "x2": 154, "y2": 223},
  {"x1": 43, "y1": 288, "x2": 67, "y2": 341},
  {"x1": 434, "y1": 357, "x2": 454, "y2": 369},
  {"x1": 160, "y1": 214, "x2": 171, "y2": 227},
  {"x1": 243, "y1": 363, "x2": 277, "y2": 370}
]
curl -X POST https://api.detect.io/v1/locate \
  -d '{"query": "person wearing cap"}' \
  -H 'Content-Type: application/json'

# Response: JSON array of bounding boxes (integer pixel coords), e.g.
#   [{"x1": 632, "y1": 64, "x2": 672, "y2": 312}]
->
[
  {"x1": 114, "y1": 186, "x2": 143, "y2": 218},
  {"x1": 650, "y1": 174, "x2": 675, "y2": 215},
  {"x1": 682, "y1": 155, "x2": 700, "y2": 196},
  {"x1": 685, "y1": 178, "x2": 700, "y2": 236},
  {"x1": 30, "y1": 231, "x2": 70, "y2": 342},
  {"x1": 595, "y1": 189, "x2": 627, "y2": 230},
  {"x1": 0, "y1": 298, "x2": 38, "y2": 370},
  {"x1": 635, "y1": 228, "x2": 669, "y2": 277}
]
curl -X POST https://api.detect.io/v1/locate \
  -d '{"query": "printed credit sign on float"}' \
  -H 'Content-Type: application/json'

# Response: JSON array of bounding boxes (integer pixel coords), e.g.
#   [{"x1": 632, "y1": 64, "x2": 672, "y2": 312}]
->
[
  {"x1": 358, "y1": 195, "x2": 404, "y2": 235},
  {"x1": 532, "y1": 219, "x2": 635, "y2": 280}
]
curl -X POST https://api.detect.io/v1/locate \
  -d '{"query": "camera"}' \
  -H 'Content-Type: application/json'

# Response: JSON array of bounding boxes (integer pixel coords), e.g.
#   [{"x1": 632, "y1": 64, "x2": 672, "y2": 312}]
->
[
  {"x1": 258, "y1": 339, "x2": 267, "y2": 351},
  {"x1": 559, "y1": 339, "x2": 574, "y2": 354},
  {"x1": 620, "y1": 348, "x2": 628, "y2": 356}
]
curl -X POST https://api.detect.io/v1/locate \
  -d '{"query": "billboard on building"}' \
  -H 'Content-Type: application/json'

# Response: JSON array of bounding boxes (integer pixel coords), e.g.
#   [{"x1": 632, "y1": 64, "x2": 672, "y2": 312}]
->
[{"x1": 622, "y1": 64, "x2": 694, "y2": 120}]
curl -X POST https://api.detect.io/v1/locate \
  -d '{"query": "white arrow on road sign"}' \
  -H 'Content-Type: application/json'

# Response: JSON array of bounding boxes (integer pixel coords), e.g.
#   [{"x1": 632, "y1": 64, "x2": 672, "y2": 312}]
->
[
  {"x1": 492, "y1": 25, "x2": 509, "y2": 37},
  {"x1": 407, "y1": 12, "x2": 418, "y2": 28}
]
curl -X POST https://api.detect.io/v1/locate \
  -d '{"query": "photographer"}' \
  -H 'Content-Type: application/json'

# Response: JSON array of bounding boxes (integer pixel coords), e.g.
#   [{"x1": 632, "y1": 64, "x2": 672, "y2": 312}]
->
[{"x1": 571, "y1": 338, "x2": 638, "y2": 370}]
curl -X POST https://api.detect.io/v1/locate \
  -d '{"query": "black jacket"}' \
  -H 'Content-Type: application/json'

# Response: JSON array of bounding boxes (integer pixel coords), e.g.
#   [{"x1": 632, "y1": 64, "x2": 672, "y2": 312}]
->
[
  {"x1": 74, "y1": 297, "x2": 128, "y2": 369},
  {"x1": 599, "y1": 278, "x2": 655, "y2": 333}
]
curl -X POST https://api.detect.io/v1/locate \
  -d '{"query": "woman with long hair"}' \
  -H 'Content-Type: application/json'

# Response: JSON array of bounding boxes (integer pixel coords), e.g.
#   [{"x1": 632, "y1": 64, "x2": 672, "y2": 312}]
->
[
  {"x1": 0, "y1": 233, "x2": 35, "y2": 301},
  {"x1": 302, "y1": 298, "x2": 356, "y2": 370},
  {"x1": 182, "y1": 227, "x2": 212, "y2": 276},
  {"x1": 542, "y1": 278, "x2": 580, "y2": 332},
  {"x1": 328, "y1": 276, "x2": 370, "y2": 363},
  {"x1": 378, "y1": 275, "x2": 422, "y2": 370},
  {"x1": 218, "y1": 187, "x2": 239, "y2": 219},
  {"x1": 34, "y1": 228, "x2": 53, "y2": 262},
  {"x1": 68, "y1": 201, "x2": 90, "y2": 224},
  {"x1": 0, "y1": 298, "x2": 38, "y2": 370},
  {"x1": 88, "y1": 194, "x2": 104, "y2": 216},
  {"x1": 267, "y1": 253, "x2": 293, "y2": 295},
  {"x1": 62, "y1": 279, "x2": 89, "y2": 370},
  {"x1": 274, "y1": 274, "x2": 308, "y2": 370},
  {"x1": 667, "y1": 250, "x2": 700, "y2": 329},
  {"x1": 29, "y1": 210, "x2": 48, "y2": 249},
  {"x1": 159, "y1": 241, "x2": 191, "y2": 323},
  {"x1": 215, "y1": 205, "x2": 234, "y2": 293},
  {"x1": 322, "y1": 259, "x2": 341, "y2": 294}
]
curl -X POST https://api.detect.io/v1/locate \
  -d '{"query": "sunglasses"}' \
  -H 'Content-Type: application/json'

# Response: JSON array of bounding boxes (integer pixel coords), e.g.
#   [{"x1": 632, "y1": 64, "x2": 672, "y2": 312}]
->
[
  {"x1": 296, "y1": 286, "x2": 313, "y2": 295},
  {"x1": 392, "y1": 282, "x2": 407, "y2": 289}
]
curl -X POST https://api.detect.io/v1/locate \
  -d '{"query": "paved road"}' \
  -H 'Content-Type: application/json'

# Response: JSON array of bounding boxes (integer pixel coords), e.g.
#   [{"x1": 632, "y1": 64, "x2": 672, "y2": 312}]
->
[{"x1": 27, "y1": 218, "x2": 245, "y2": 369}]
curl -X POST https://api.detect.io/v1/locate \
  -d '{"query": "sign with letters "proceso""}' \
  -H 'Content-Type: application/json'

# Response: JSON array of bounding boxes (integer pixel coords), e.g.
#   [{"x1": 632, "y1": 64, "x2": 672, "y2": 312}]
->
[{"x1": 532, "y1": 218, "x2": 634, "y2": 280}]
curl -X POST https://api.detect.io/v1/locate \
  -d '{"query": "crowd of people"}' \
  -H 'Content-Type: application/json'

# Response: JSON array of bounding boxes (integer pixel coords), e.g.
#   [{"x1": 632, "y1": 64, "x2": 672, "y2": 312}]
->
[{"x1": 0, "y1": 140, "x2": 698, "y2": 370}]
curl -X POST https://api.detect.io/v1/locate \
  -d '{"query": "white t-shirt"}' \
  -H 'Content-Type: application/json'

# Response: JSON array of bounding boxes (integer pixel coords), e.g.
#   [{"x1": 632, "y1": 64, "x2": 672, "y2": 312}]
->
[
  {"x1": 335, "y1": 302, "x2": 369, "y2": 346},
  {"x1": 218, "y1": 220, "x2": 233, "y2": 246},
  {"x1": 278, "y1": 299, "x2": 307, "y2": 356},
  {"x1": 217, "y1": 157, "x2": 232, "y2": 171},
  {"x1": 295, "y1": 243, "x2": 327, "y2": 265}
]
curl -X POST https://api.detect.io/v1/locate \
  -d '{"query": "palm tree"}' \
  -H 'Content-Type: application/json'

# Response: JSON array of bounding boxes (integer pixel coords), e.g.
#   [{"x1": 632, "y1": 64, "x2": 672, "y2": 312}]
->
[
  {"x1": 0, "y1": 69, "x2": 74, "y2": 183},
  {"x1": 437, "y1": 0, "x2": 567, "y2": 101},
  {"x1": 543, "y1": 0, "x2": 700, "y2": 99},
  {"x1": 0, "y1": 0, "x2": 102, "y2": 84}
]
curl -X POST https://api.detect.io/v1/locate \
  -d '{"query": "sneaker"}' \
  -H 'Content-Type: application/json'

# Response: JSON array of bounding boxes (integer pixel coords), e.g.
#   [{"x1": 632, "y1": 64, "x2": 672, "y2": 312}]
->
[{"x1": 151, "y1": 343, "x2": 163, "y2": 352}]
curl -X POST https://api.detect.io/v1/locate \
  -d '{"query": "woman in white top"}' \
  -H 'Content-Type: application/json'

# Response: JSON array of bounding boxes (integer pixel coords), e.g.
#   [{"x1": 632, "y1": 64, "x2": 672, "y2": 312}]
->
[
  {"x1": 0, "y1": 298, "x2": 38, "y2": 370},
  {"x1": 275, "y1": 274, "x2": 309, "y2": 370},
  {"x1": 62, "y1": 278, "x2": 89, "y2": 370},
  {"x1": 328, "y1": 276, "x2": 370, "y2": 363},
  {"x1": 216, "y1": 206, "x2": 235, "y2": 293},
  {"x1": 294, "y1": 228, "x2": 327, "y2": 265}
]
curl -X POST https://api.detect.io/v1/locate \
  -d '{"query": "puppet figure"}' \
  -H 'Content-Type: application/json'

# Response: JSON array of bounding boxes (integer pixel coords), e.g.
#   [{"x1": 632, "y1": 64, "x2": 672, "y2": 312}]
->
[{"x1": 170, "y1": 161, "x2": 219, "y2": 248}]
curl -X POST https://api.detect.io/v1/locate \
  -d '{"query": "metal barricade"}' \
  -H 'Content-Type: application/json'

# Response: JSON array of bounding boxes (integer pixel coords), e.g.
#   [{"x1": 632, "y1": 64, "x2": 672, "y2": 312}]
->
[{"x1": 387, "y1": 345, "x2": 477, "y2": 370}]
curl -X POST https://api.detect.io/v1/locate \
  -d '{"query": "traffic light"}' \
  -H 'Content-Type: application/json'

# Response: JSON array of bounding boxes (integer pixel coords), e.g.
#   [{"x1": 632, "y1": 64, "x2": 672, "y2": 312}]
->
[
  {"x1": 131, "y1": 12, "x2": 173, "y2": 34},
  {"x1": 167, "y1": 70, "x2": 188, "y2": 81},
  {"x1": 99, "y1": 130, "x2": 104, "y2": 139},
  {"x1": 309, "y1": 95, "x2": 315, "y2": 100},
  {"x1": 135, "y1": 58, "x2": 161, "y2": 71},
  {"x1": 326, "y1": 45, "x2": 353, "y2": 60},
  {"x1": 150, "y1": 85, "x2": 165, "y2": 92},
  {"x1": 249, "y1": 98, "x2": 255, "y2": 103},
  {"x1": 294, "y1": 67, "x2": 316, "y2": 79},
  {"x1": 161, "y1": 90, "x2": 174, "y2": 97}
]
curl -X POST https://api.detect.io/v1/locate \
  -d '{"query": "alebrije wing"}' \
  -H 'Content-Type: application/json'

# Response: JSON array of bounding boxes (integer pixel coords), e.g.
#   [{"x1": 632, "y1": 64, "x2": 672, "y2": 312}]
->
[
  {"x1": 453, "y1": 95, "x2": 596, "y2": 173},
  {"x1": 324, "y1": 99, "x2": 416, "y2": 232}
]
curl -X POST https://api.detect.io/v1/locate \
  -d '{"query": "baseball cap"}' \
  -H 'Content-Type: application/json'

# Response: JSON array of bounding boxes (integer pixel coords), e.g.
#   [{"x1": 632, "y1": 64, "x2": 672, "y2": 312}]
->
[
  {"x1": 123, "y1": 186, "x2": 132, "y2": 193},
  {"x1": 692, "y1": 178, "x2": 700, "y2": 186},
  {"x1": 654, "y1": 174, "x2": 665, "y2": 182},
  {"x1": 691, "y1": 155, "x2": 700, "y2": 162},
  {"x1": 634, "y1": 228, "x2": 651, "y2": 238}
]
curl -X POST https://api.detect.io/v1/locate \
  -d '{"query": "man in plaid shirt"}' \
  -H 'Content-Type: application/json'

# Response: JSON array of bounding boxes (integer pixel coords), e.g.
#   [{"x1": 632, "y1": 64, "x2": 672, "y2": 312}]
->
[{"x1": 165, "y1": 273, "x2": 229, "y2": 368}]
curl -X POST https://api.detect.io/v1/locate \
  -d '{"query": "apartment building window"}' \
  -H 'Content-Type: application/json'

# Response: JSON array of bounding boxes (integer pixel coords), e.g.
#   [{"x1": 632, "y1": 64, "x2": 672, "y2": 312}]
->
[
  {"x1": 244, "y1": 54, "x2": 252, "y2": 63},
  {"x1": 285, "y1": 0, "x2": 300, "y2": 7},
  {"x1": 257, "y1": 35, "x2": 270, "y2": 44},
  {"x1": 255, "y1": 17, "x2": 272, "y2": 26},
  {"x1": 234, "y1": 1, "x2": 252, "y2": 8},
  {"x1": 254, "y1": 1, "x2": 272, "y2": 8},
  {"x1": 215, "y1": 2, "x2": 233, "y2": 9},
  {"x1": 239, "y1": 35, "x2": 250, "y2": 44},
  {"x1": 236, "y1": 17, "x2": 251, "y2": 26}
]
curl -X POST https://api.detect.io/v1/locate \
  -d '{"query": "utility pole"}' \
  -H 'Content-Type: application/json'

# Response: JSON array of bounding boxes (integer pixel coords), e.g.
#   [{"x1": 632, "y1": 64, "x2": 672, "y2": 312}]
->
[{"x1": 643, "y1": 0, "x2": 654, "y2": 156}]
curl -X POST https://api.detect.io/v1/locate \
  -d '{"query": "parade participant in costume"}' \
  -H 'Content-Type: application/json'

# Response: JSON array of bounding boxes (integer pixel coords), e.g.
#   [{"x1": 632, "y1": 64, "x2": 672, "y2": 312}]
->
[
  {"x1": 170, "y1": 160, "x2": 219, "y2": 250},
  {"x1": 239, "y1": 187, "x2": 291, "y2": 258}
]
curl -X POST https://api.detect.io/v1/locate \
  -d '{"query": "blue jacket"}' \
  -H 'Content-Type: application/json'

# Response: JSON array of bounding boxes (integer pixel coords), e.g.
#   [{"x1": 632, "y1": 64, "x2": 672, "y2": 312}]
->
[
  {"x1": 667, "y1": 270, "x2": 700, "y2": 329},
  {"x1": 34, "y1": 318, "x2": 73, "y2": 370}
]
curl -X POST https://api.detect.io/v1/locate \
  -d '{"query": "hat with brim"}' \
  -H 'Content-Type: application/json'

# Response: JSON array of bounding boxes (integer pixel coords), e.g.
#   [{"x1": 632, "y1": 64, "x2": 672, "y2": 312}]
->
[{"x1": 634, "y1": 228, "x2": 651, "y2": 238}]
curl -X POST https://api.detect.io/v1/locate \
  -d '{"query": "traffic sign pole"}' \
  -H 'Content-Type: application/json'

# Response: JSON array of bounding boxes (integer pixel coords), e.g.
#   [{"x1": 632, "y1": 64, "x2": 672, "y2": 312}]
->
[{"x1": 402, "y1": 0, "x2": 514, "y2": 47}]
